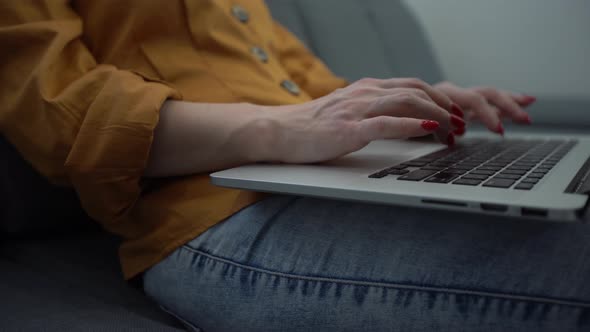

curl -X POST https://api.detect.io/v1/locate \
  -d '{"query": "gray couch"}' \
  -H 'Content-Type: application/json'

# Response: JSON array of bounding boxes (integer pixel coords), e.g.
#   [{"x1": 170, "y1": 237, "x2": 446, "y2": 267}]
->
[{"x1": 1, "y1": 1, "x2": 589, "y2": 331}]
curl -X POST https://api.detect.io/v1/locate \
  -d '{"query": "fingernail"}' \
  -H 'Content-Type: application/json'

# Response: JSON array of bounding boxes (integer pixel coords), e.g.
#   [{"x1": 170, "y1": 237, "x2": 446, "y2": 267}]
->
[
  {"x1": 495, "y1": 123, "x2": 505, "y2": 136},
  {"x1": 522, "y1": 95, "x2": 537, "y2": 105},
  {"x1": 450, "y1": 115, "x2": 466, "y2": 128},
  {"x1": 421, "y1": 120, "x2": 440, "y2": 131},
  {"x1": 447, "y1": 133, "x2": 455, "y2": 146},
  {"x1": 451, "y1": 103, "x2": 464, "y2": 118},
  {"x1": 453, "y1": 126, "x2": 466, "y2": 136}
]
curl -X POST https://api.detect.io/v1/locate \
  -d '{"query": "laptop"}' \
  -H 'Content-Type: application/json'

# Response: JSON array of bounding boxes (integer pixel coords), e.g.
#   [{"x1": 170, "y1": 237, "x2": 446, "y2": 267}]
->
[{"x1": 211, "y1": 131, "x2": 590, "y2": 222}]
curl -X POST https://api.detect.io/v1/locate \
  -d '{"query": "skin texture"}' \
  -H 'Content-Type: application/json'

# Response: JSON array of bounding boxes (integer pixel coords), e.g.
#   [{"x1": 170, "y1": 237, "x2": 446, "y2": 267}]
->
[{"x1": 144, "y1": 78, "x2": 535, "y2": 177}]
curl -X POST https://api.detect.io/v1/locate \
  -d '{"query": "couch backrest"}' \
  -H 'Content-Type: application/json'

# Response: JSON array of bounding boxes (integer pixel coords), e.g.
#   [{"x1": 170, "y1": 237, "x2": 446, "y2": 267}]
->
[
  {"x1": 266, "y1": 0, "x2": 444, "y2": 84},
  {"x1": 268, "y1": 0, "x2": 590, "y2": 130}
]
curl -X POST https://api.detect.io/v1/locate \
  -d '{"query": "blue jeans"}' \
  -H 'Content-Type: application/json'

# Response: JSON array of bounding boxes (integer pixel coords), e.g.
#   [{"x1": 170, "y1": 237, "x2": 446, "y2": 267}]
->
[{"x1": 144, "y1": 195, "x2": 590, "y2": 331}]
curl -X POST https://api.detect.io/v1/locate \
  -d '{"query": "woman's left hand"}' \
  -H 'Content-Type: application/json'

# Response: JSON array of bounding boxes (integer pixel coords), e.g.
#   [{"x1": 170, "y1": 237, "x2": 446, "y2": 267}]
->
[{"x1": 434, "y1": 81, "x2": 537, "y2": 136}]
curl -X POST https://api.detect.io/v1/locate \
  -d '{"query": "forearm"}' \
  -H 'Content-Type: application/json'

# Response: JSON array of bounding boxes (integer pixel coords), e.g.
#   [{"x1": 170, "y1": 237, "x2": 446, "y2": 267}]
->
[
  {"x1": 144, "y1": 100, "x2": 276, "y2": 177},
  {"x1": 144, "y1": 78, "x2": 467, "y2": 178}
]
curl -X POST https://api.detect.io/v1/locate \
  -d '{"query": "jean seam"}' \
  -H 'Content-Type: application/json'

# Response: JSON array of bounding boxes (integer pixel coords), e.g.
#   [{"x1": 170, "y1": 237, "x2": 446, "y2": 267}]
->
[
  {"x1": 158, "y1": 304, "x2": 203, "y2": 332},
  {"x1": 182, "y1": 244, "x2": 590, "y2": 309}
]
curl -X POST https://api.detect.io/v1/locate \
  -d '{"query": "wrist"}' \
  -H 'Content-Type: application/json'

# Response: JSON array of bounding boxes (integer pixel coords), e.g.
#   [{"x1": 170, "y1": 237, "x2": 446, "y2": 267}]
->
[{"x1": 238, "y1": 104, "x2": 285, "y2": 163}]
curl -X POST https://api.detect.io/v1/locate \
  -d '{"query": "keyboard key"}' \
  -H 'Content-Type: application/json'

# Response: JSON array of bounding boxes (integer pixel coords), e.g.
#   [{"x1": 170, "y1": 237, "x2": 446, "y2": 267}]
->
[
  {"x1": 425, "y1": 172, "x2": 461, "y2": 183},
  {"x1": 388, "y1": 169, "x2": 410, "y2": 175},
  {"x1": 494, "y1": 174, "x2": 521, "y2": 180},
  {"x1": 398, "y1": 170, "x2": 439, "y2": 181},
  {"x1": 515, "y1": 182, "x2": 535, "y2": 190},
  {"x1": 445, "y1": 168, "x2": 468, "y2": 174},
  {"x1": 431, "y1": 161, "x2": 456, "y2": 167},
  {"x1": 368, "y1": 171, "x2": 388, "y2": 179},
  {"x1": 527, "y1": 172, "x2": 545, "y2": 179},
  {"x1": 401, "y1": 161, "x2": 429, "y2": 167},
  {"x1": 421, "y1": 166, "x2": 446, "y2": 171},
  {"x1": 478, "y1": 166, "x2": 503, "y2": 171},
  {"x1": 452, "y1": 164, "x2": 475, "y2": 170},
  {"x1": 453, "y1": 179, "x2": 482, "y2": 186},
  {"x1": 387, "y1": 165, "x2": 408, "y2": 170},
  {"x1": 471, "y1": 169, "x2": 496, "y2": 176},
  {"x1": 500, "y1": 170, "x2": 527, "y2": 176},
  {"x1": 522, "y1": 178, "x2": 539, "y2": 184},
  {"x1": 513, "y1": 162, "x2": 537, "y2": 168},
  {"x1": 483, "y1": 178, "x2": 517, "y2": 188},
  {"x1": 507, "y1": 165, "x2": 532, "y2": 171},
  {"x1": 533, "y1": 168, "x2": 549, "y2": 174},
  {"x1": 462, "y1": 174, "x2": 489, "y2": 180}
]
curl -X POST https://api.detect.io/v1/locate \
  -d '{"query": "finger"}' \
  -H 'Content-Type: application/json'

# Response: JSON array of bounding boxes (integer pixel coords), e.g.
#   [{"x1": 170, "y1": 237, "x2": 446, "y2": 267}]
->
[
  {"x1": 366, "y1": 92, "x2": 449, "y2": 127},
  {"x1": 358, "y1": 116, "x2": 440, "y2": 142},
  {"x1": 378, "y1": 78, "x2": 454, "y2": 113},
  {"x1": 367, "y1": 93, "x2": 462, "y2": 145},
  {"x1": 443, "y1": 87, "x2": 503, "y2": 134},
  {"x1": 511, "y1": 94, "x2": 537, "y2": 107},
  {"x1": 475, "y1": 88, "x2": 531, "y2": 124}
]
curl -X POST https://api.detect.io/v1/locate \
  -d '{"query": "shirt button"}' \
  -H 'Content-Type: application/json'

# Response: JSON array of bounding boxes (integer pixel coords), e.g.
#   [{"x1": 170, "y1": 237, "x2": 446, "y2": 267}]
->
[
  {"x1": 250, "y1": 46, "x2": 268, "y2": 63},
  {"x1": 281, "y1": 80, "x2": 301, "y2": 96},
  {"x1": 231, "y1": 5, "x2": 249, "y2": 23}
]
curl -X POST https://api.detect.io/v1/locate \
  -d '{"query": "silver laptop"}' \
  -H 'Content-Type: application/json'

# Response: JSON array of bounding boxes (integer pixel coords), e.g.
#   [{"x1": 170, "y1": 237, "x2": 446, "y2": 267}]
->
[{"x1": 211, "y1": 131, "x2": 590, "y2": 222}]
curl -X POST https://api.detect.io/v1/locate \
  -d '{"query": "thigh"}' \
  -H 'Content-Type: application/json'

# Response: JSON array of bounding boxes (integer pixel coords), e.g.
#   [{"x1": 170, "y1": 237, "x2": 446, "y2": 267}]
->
[{"x1": 144, "y1": 195, "x2": 590, "y2": 332}]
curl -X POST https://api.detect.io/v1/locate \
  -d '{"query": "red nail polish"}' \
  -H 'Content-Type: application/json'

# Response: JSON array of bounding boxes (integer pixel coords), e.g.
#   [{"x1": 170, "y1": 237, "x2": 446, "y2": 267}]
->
[
  {"x1": 451, "y1": 103, "x2": 464, "y2": 118},
  {"x1": 447, "y1": 133, "x2": 455, "y2": 146},
  {"x1": 454, "y1": 127, "x2": 466, "y2": 136},
  {"x1": 421, "y1": 120, "x2": 440, "y2": 131},
  {"x1": 521, "y1": 95, "x2": 537, "y2": 105},
  {"x1": 495, "y1": 123, "x2": 505, "y2": 136},
  {"x1": 450, "y1": 115, "x2": 466, "y2": 128}
]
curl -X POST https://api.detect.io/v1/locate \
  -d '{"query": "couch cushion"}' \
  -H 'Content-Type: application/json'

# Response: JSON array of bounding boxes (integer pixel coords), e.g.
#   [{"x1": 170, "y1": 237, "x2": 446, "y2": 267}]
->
[
  {"x1": 0, "y1": 230, "x2": 184, "y2": 331},
  {"x1": 0, "y1": 135, "x2": 91, "y2": 234}
]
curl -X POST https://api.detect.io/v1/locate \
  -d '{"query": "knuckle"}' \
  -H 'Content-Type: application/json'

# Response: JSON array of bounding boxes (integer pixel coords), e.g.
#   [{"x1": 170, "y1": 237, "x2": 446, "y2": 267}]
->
[
  {"x1": 412, "y1": 88, "x2": 429, "y2": 99},
  {"x1": 348, "y1": 86, "x2": 378, "y2": 97},
  {"x1": 371, "y1": 117, "x2": 388, "y2": 135},
  {"x1": 396, "y1": 93, "x2": 419, "y2": 107},
  {"x1": 469, "y1": 93, "x2": 487, "y2": 107},
  {"x1": 482, "y1": 87, "x2": 500, "y2": 98},
  {"x1": 405, "y1": 77, "x2": 427, "y2": 88},
  {"x1": 357, "y1": 77, "x2": 378, "y2": 86},
  {"x1": 340, "y1": 98, "x2": 367, "y2": 113}
]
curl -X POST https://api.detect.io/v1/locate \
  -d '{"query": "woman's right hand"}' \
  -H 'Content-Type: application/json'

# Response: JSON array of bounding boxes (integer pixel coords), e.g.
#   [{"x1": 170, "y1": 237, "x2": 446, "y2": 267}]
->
[{"x1": 258, "y1": 78, "x2": 465, "y2": 164}]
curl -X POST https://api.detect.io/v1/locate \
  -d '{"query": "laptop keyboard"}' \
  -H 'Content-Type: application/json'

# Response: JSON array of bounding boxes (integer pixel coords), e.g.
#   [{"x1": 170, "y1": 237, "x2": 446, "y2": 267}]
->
[{"x1": 368, "y1": 138, "x2": 577, "y2": 190}]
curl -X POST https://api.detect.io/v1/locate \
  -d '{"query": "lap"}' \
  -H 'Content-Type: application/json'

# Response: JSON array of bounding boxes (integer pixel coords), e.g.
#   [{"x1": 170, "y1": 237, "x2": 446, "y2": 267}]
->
[{"x1": 144, "y1": 195, "x2": 590, "y2": 332}]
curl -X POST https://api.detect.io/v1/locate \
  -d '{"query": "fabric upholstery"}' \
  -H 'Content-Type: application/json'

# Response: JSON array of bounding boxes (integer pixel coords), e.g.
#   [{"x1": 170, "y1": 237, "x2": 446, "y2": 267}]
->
[
  {"x1": 267, "y1": 0, "x2": 444, "y2": 83},
  {"x1": 0, "y1": 135, "x2": 90, "y2": 234},
  {"x1": 0, "y1": 231, "x2": 184, "y2": 331}
]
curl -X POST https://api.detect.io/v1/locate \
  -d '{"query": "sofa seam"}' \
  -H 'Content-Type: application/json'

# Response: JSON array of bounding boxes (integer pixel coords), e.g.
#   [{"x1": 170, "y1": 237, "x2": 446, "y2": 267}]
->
[{"x1": 181, "y1": 245, "x2": 590, "y2": 309}]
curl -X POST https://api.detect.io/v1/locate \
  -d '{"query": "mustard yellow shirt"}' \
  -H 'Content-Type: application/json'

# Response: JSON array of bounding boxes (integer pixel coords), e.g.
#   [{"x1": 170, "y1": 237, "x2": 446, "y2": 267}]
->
[{"x1": 0, "y1": 0, "x2": 347, "y2": 279}]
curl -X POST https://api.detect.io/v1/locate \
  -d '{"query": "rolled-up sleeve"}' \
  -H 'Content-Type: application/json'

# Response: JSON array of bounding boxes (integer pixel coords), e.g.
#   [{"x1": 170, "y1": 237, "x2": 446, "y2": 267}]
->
[
  {"x1": 272, "y1": 21, "x2": 348, "y2": 99},
  {"x1": 0, "y1": 2, "x2": 179, "y2": 229}
]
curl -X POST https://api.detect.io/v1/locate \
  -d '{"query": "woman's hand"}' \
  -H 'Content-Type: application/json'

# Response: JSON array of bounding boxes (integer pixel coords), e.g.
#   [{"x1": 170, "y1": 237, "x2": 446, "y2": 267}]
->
[
  {"x1": 145, "y1": 78, "x2": 463, "y2": 177},
  {"x1": 434, "y1": 81, "x2": 536, "y2": 135},
  {"x1": 260, "y1": 78, "x2": 465, "y2": 164}
]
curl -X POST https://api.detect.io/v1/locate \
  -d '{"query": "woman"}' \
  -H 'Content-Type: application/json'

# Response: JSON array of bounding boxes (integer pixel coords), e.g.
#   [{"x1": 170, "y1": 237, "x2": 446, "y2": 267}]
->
[{"x1": 1, "y1": 1, "x2": 587, "y2": 331}]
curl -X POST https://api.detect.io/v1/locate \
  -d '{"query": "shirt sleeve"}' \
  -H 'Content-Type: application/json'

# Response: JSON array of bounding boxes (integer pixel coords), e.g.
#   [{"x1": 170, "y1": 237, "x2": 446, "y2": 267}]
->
[
  {"x1": 272, "y1": 21, "x2": 348, "y2": 99},
  {"x1": 0, "y1": 2, "x2": 180, "y2": 228}
]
